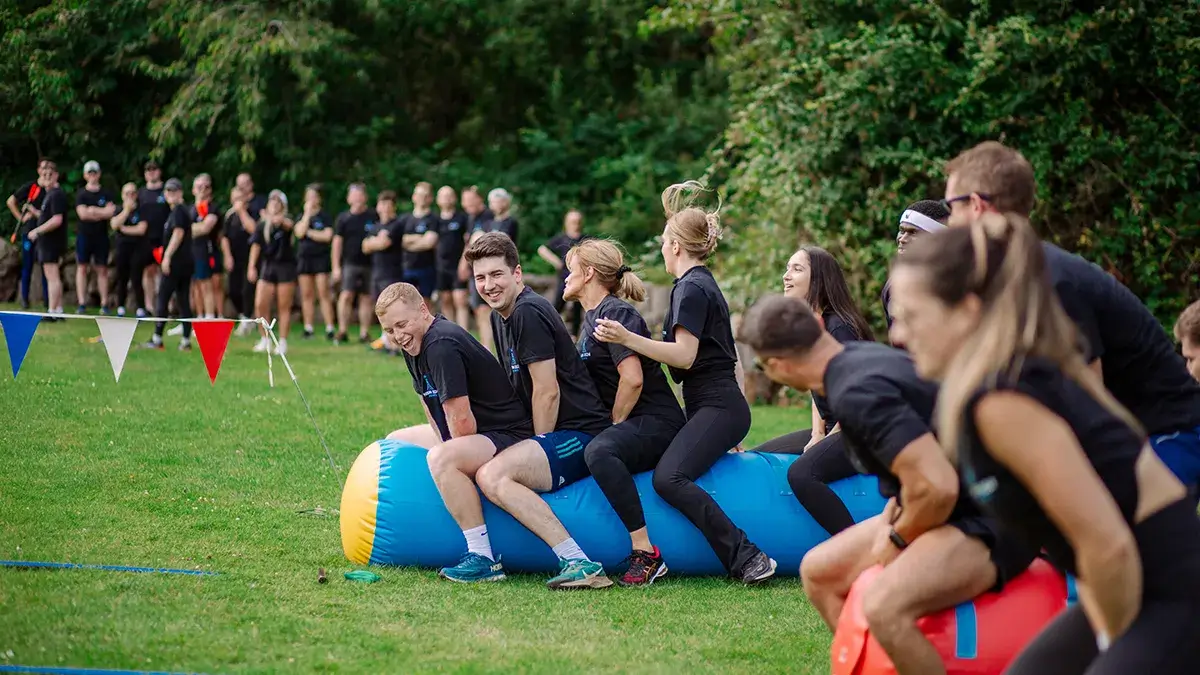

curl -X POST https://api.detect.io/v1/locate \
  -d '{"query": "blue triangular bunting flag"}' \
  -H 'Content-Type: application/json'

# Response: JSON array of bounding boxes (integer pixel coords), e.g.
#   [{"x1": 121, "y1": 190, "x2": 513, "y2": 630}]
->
[{"x1": 0, "y1": 312, "x2": 42, "y2": 379}]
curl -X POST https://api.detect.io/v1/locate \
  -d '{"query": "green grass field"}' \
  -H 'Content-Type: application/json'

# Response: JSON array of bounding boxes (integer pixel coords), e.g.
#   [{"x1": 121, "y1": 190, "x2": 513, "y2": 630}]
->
[{"x1": 0, "y1": 310, "x2": 828, "y2": 674}]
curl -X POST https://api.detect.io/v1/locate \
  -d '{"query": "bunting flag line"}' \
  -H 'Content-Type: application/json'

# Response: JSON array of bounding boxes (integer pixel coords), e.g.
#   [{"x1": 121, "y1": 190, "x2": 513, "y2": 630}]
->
[
  {"x1": 0, "y1": 311, "x2": 41, "y2": 378},
  {"x1": 94, "y1": 317, "x2": 139, "y2": 382},
  {"x1": 191, "y1": 320, "x2": 235, "y2": 384}
]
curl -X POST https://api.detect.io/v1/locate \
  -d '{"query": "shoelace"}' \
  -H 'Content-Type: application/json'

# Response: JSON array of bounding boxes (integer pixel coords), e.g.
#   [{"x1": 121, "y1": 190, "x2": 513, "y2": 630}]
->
[{"x1": 624, "y1": 552, "x2": 650, "y2": 580}]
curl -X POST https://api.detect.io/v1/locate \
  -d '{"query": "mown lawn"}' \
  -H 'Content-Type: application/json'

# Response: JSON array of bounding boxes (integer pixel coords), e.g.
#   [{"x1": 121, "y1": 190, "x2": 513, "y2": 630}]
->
[{"x1": 0, "y1": 309, "x2": 828, "y2": 674}]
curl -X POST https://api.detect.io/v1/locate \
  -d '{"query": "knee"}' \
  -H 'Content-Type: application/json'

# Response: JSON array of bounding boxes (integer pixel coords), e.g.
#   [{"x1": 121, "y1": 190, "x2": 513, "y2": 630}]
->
[
  {"x1": 584, "y1": 439, "x2": 617, "y2": 473},
  {"x1": 861, "y1": 579, "x2": 911, "y2": 642},
  {"x1": 425, "y1": 444, "x2": 454, "y2": 478},
  {"x1": 474, "y1": 462, "x2": 506, "y2": 498},
  {"x1": 651, "y1": 466, "x2": 686, "y2": 500}
]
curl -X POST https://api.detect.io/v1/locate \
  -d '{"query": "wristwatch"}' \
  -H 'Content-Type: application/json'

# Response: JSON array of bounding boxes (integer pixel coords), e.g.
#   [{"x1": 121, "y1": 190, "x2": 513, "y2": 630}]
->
[{"x1": 888, "y1": 527, "x2": 909, "y2": 550}]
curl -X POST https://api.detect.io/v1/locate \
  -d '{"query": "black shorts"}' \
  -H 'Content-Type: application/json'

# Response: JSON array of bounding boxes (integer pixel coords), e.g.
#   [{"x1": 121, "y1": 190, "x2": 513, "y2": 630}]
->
[
  {"x1": 261, "y1": 261, "x2": 297, "y2": 285},
  {"x1": 481, "y1": 430, "x2": 529, "y2": 454},
  {"x1": 949, "y1": 515, "x2": 1038, "y2": 592},
  {"x1": 75, "y1": 232, "x2": 110, "y2": 265},
  {"x1": 372, "y1": 276, "x2": 402, "y2": 299},
  {"x1": 403, "y1": 267, "x2": 437, "y2": 298},
  {"x1": 341, "y1": 263, "x2": 370, "y2": 294},
  {"x1": 436, "y1": 266, "x2": 468, "y2": 292},
  {"x1": 193, "y1": 253, "x2": 217, "y2": 280},
  {"x1": 36, "y1": 236, "x2": 63, "y2": 264},
  {"x1": 297, "y1": 256, "x2": 331, "y2": 276}
]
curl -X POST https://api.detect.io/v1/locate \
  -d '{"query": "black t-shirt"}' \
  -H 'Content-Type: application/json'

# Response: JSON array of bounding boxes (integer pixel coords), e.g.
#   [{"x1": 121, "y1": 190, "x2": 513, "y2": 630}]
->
[
  {"x1": 115, "y1": 206, "x2": 144, "y2": 245},
  {"x1": 436, "y1": 211, "x2": 470, "y2": 269},
  {"x1": 296, "y1": 210, "x2": 333, "y2": 260},
  {"x1": 487, "y1": 216, "x2": 519, "y2": 248},
  {"x1": 37, "y1": 187, "x2": 69, "y2": 244},
  {"x1": 492, "y1": 287, "x2": 611, "y2": 436},
  {"x1": 812, "y1": 312, "x2": 862, "y2": 428},
  {"x1": 189, "y1": 202, "x2": 222, "y2": 261},
  {"x1": 1044, "y1": 243, "x2": 1200, "y2": 435},
  {"x1": 546, "y1": 233, "x2": 585, "y2": 278},
  {"x1": 469, "y1": 208, "x2": 495, "y2": 233},
  {"x1": 371, "y1": 217, "x2": 406, "y2": 281},
  {"x1": 246, "y1": 193, "x2": 269, "y2": 223},
  {"x1": 335, "y1": 210, "x2": 378, "y2": 267},
  {"x1": 405, "y1": 315, "x2": 534, "y2": 443},
  {"x1": 402, "y1": 212, "x2": 440, "y2": 270},
  {"x1": 12, "y1": 181, "x2": 41, "y2": 237},
  {"x1": 579, "y1": 295, "x2": 686, "y2": 424},
  {"x1": 251, "y1": 219, "x2": 296, "y2": 264},
  {"x1": 162, "y1": 204, "x2": 194, "y2": 272},
  {"x1": 661, "y1": 265, "x2": 740, "y2": 405},
  {"x1": 958, "y1": 357, "x2": 1149, "y2": 575},
  {"x1": 825, "y1": 342, "x2": 981, "y2": 525},
  {"x1": 137, "y1": 186, "x2": 171, "y2": 246},
  {"x1": 223, "y1": 209, "x2": 253, "y2": 256},
  {"x1": 74, "y1": 187, "x2": 114, "y2": 238}
]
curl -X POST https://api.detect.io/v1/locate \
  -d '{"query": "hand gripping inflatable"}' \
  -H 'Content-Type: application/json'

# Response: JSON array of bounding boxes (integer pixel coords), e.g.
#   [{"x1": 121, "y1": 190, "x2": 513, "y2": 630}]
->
[
  {"x1": 341, "y1": 439, "x2": 888, "y2": 575},
  {"x1": 831, "y1": 559, "x2": 1073, "y2": 675}
]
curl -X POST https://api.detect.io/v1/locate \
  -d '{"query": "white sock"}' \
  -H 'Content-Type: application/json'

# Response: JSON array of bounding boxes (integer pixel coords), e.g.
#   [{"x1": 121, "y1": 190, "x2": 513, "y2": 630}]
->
[
  {"x1": 325, "y1": 324, "x2": 334, "y2": 333},
  {"x1": 552, "y1": 538, "x2": 588, "y2": 562},
  {"x1": 305, "y1": 324, "x2": 313, "y2": 332},
  {"x1": 463, "y1": 525, "x2": 493, "y2": 561}
]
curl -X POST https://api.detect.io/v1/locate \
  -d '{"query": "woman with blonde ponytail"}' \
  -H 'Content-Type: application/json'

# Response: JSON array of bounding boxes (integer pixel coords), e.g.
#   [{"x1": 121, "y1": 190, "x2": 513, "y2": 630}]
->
[
  {"x1": 562, "y1": 239, "x2": 686, "y2": 586},
  {"x1": 593, "y1": 181, "x2": 777, "y2": 584},
  {"x1": 889, "y1": 212, "x2": 1200, "y2": 675}
]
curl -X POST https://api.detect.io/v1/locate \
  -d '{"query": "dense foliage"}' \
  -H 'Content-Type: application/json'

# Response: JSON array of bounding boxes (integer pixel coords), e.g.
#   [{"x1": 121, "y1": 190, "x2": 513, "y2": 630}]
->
[
  {"x1": 0, "y1": 0, "x2": 725, "y2": 270},
  {"x1": 649, "y1": 0, "x2": 1200, "y2": 331}
]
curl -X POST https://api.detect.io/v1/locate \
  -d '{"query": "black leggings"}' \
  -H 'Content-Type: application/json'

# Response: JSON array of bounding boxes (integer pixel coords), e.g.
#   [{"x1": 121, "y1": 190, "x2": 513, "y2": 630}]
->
[
  {"x1": 584, "y1": 415, "x2": 683, "y2": 533},
  {"x1": 129, "y1": 241, "x2": 158, "y2": 311},
  {"x1": 786, "y1": 433, "x2": 858, "y2": 536},
  {"x1": 753, "y1": 428, "x2": 811, "y2": 455},
  {"x1": 155, "y1": 271, "x2": 193, "y2": 338},
  {"x1": 112, "y1": 242, "x2": 143, "y2": 311},
  {"x1": 227, "y1": 252, "x2": 254, "y2": 317},
  {"x1": 653, "y1": 390, "x2": 760, "y2": 573}
]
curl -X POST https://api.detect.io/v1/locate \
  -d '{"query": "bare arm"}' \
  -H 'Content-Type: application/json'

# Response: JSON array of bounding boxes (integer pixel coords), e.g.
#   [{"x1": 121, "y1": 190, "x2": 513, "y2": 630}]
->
[
  {"x1": 537, "y1": 245, "x2": 563, "y2": 271},
  {"x1": 247, "y1": 243, "x2": 262, "y2": 283},
  {"x1": 402, "y1": 231, "x2": 439, "y2": 251},
  {"x1": 5, "y1": 196, "x2": 20, "y2": 221},
  {"x1": 164, "y1": 227, "x2": 185, "y2": 262},
  {"x1": 1088, "y1": 358, "x2": 1103, "y2": 379},
  {"x1": 192, "y1": 214, "x2": 218, "y2": 237},
  {"x1": 30, "y1": 213, "x2": 63, "y2": 236},
  {"x1": 886, "y1": 433, "x2": 960, "y2": 543},
  {"x1": 527, "y1": 359, "x2": 561, "y2": 435},
  {"x1": 442, "y1": 396, "x2": 479, "y2": 438},
  {"x1": 332, "y1": 235, "x2": 344, "y2": 274},
  {"x1": 75, "y1": 204, "x2": 91, "y2": 220},
  {"x1": 362, "y1": 231, "x2": 391, "y2": 254},
  {"x1": 277, "y1": 217, "x2": 294, "y2": 232},
  {"x1": 308, "y1": 227, "x2": 334, "y2": 243},
  {"x1": 596, "y1": 322, "x2": 699, "y2": 370},
  {"x1": 976, "y1": 391, "x2": 1141, "y2": 640},
  {"x1": 293, "y1": 212, "x2": 311, "y2": 239},
  {"x1": 237, "y1": 208, "x2": 256, "y2": 233},
  {"x1": 611, "y1": 356, "x2": 644, "y2": 424}
]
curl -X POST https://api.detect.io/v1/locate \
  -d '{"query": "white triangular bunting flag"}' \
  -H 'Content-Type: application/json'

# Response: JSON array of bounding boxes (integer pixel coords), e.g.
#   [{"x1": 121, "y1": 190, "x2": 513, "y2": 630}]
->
[{"x1": 95, "y1": 317, "x2": 138, "y2": 382}]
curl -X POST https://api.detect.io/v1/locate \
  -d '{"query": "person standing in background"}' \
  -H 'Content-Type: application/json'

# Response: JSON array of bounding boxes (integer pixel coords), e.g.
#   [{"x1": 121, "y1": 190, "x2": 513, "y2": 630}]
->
[
  {"x1": 459, "y1": 186, "x2": 495, "y2": 350},
  {"x1": 363, "y1": 190, "x2": 404, "y2": 353},
  {"x1": 538, "y1": 209, "x2": 586, "y2": 335},
  {"x1": 486, "y1": 188, "x2": 518, "y2": 247},
  {"x1": 434, "y1": 185, "x2": 471, "y2": 330},
  {"x1": 402, "y1": 182, "x2": 440, "y2": 308},
  {"x1": 73, "y1": 161, "x2": 116, "y2": 314},
  {"x1": 248, "y1": 190, "x2": 296, "y2": 355},
  {"x1": 332, "y1": 183, "x2": 378, "y2": 345},
  {"x1": 233, "y1": 172, "x2": 268, "y2": 330},
  {"x1": 134, "y1": 161, "x2": 171, "y2": 318},
  {"x1": 294, "y1": 183, "x2": 336, "y2": 340},
  {"x1": 110, "y1": 183, "x2": 146, "y2": 316},
  {"x1": 25, "y1": 161, "x2": 68, "y2": 320},
  {"x1": 187, "y1": 174, "x2": 221, "y2": 319},
  {"x1": 142, "y1": 178, "x2": 194, "y2": 351},
  {"x1": 6, "y1": 159, "x2": 51, "y2": 311},
  {"x1": 223, "y1": 186, "x2": 258, "y2": 333}
]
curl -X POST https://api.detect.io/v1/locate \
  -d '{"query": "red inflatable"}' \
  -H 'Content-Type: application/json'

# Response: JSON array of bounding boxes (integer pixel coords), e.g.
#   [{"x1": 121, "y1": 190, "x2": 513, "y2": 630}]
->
[{"x1": 831, "y1": 559, "x2": 1070, "y2": 675}]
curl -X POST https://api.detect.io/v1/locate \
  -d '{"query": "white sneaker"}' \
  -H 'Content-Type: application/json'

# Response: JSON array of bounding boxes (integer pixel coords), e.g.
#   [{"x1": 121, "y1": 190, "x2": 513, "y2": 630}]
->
[
  {"x1": 167, "y1": 323, "x2": 185, "y2": 336},
  {"x1": 235, "y1": 318, "x2": 253, "y2": 337},
  {"x1": 274, "y1": 339, "x2": 288, "y2": 356},
  {"x1": 252, "y1": 337, "x2": 270, "y2": 353}
]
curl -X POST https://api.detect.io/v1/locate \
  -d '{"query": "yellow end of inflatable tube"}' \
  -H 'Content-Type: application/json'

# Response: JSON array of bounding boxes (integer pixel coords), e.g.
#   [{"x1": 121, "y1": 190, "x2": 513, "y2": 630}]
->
[{"x1": 339, "y1": 441, "x2": 382, "y2": 565}]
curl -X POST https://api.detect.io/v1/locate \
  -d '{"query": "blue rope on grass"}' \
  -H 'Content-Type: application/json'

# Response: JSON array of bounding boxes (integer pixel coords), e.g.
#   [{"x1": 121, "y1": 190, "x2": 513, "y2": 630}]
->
[
  {"x1": 0, "y1": 662, "x2": 205, "y2": 667},
  {"x1": 0, "y1": 561, "x2": 217, "y2": 576}
]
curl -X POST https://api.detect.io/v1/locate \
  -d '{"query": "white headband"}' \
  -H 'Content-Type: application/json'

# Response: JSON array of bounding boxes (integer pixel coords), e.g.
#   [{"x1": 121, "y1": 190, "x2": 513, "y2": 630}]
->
[{"x1": 900, "y1": 209, "x2": 946, "y2": 233}]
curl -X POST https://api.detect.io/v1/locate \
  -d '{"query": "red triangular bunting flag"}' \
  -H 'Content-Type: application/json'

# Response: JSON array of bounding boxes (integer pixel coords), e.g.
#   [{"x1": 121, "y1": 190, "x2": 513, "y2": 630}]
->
[{"x1": 192, "y1": 320, "x2": 236, "y2": 384}]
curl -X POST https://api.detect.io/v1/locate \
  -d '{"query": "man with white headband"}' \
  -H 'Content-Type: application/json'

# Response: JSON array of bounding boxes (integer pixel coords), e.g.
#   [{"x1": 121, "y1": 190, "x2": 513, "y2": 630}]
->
[{"x1": 882, "y1": 200, "x2": 950, "y2": 334}]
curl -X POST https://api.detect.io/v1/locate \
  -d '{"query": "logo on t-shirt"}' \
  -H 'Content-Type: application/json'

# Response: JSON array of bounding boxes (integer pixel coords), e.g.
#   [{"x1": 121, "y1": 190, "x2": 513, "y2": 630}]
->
[
  {"x1": 365, "y1": 220, "x2": 376, "y2": 233},
  {"x1": 157, "y1": 195, "x2": 165, "y2": 204},
  {"x1": 508, "y1": 347, "x2": 519, "y2": 373},
  {"x1": 416, "y1": 222, "x2": 427, "y2": 234},
  {"x1": 578, "y1": 336, "x2": 590, "y2": 360},
  {"x1": 98, "y1": 197, "x2": 106, "y2": 206},
  {"x1": 446, "y1": 219, "x2": 461, "y2": 231},
  {"x1": 312, "y1": 218, "x2": 325, "y2": 230},
  {"x1": 422, "y1": 375, "x2": 439, "y2": 399},
  {"x1": 131, "y1": 214, "x2": 140, "y2": 224}
]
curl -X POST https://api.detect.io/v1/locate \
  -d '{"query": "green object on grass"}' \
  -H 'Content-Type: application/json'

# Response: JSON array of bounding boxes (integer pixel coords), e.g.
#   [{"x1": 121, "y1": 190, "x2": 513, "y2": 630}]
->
[{"x1": 344, "y1": 570, "x2": 382, "y2": 583}]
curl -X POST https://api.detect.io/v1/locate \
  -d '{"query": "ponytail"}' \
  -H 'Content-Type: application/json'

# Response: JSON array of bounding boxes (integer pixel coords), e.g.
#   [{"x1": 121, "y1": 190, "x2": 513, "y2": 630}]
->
[{"x1": 662, "y1": 180, "x2": 724, "y2": 259}]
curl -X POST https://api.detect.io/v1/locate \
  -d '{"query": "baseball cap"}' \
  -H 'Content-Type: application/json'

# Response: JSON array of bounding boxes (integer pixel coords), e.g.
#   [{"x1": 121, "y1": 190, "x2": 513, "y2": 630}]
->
[
  {"x1": 164, "y1": 178, "x2": 183, "y2": 192},
  {"x1": 268, "y1": 189, "x2": 288, "y2": 209},
  {"x1": 83, "y1": 160, "x2": 101, "y2": 174}
]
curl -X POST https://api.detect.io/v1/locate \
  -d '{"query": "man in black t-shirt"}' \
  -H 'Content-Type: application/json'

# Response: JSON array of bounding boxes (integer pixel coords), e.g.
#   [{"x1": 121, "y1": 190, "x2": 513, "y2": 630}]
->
[
  {"x1": 73, "y1": 160, "x2": 116, "y2": 314},
  {"x1": 25, "y1": 162, "x2": 68, "y2": 317},
  {"x1": 401, "y1": 182, "x2": 440, "y2": 306},
  {"x1": 944, "y1": 141, "x2": 1200, "y2": 499},
  {"x1": 332, "y1": 183, "x2": 378, "y2": 344},
  {"x1": 454, "y1": 232, "x2": 615, "y2": 589},
  {"x1": 6, "y1": 159, "x2": 51, "y2": 310},
  {"x1": 459, "y1": 186, "x2": 496, "y2": 350},
  {"x1": 136, "y1": 161, "x2": 171, "y2": 316},
  {"x1": 537, "y1": 209, "x2": 586, "y2": 335},
  {"x1": 740, "y1": 294, "x2": 1035, "y2": 673},
  {"x1": 362, "y1": 191, "x2": 404, "y2": 353},
  {"x1": 434, "y1": 186, "x2": 471, "y2": 329}
]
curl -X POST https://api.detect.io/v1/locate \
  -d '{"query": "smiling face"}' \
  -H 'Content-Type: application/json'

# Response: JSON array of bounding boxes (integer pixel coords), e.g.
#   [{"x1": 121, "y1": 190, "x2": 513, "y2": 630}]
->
[
  {"x1": 782, "y1": 250, "x2": 811, "y2": 300},
  {"x1": 378, "y1": 299, "x2": 431, "y2": 356},
  {"x1": 413, "y1": 184, "x2": 433, "y2": 209},
  {"x1": 193, "y1": 176, "x2": 212, "y2": 202},
  {"x1": 473, "y1": 255, "x2": 522, "y2": 314},
  {"x1": 888, "y1": 265, "x2": 980, "y2": 380},
  {"x1": 347, "y1": 186, "x2": 366, "y2": 210},
  {"x1": 38, "y1": 161, "x2": 56, "y2": 185}
]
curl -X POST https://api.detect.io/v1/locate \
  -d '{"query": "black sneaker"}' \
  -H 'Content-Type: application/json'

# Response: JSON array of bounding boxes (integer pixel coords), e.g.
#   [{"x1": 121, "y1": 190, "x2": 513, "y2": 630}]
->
[
  {"x1": 325, "y1": 328, "x2": 335, "y2": 342},
  {"x1": 617, "y1": 547, "x2": 668, "y2": 587},
  {"x1": 140, "y1": 339, "x2": 165, "y2": 351},
  {"x1": 333, "y1": 332, "x2": 349, "y2": 346},
  {"x1": 19, "y1": 297, "x2": 29, "y2": 310},
  {"x1": 302, "y1": 328, "x2": 314, "y2": 340},
  {"x1": 358, "y1": 333, "x2": 370, "y2": 344},
  {"x1": 736, "y1": 551, "x2": 777, "y2": 585}
]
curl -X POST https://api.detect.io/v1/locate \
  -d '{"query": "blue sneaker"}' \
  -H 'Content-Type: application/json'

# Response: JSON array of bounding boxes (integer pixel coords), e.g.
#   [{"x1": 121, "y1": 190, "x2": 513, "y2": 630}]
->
[
  {"x1": 546, "y1": 558, "x2": 613, "y2": 590},
  {"x1": 439, "y1": 552, "x2": 506, "y2": 583}
]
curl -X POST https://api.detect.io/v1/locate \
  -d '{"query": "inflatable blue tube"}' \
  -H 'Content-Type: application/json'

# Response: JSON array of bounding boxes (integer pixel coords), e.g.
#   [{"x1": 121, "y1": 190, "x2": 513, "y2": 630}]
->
[{"x1": 341, "y1": 439, "x2": 888, "y2": 576}]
